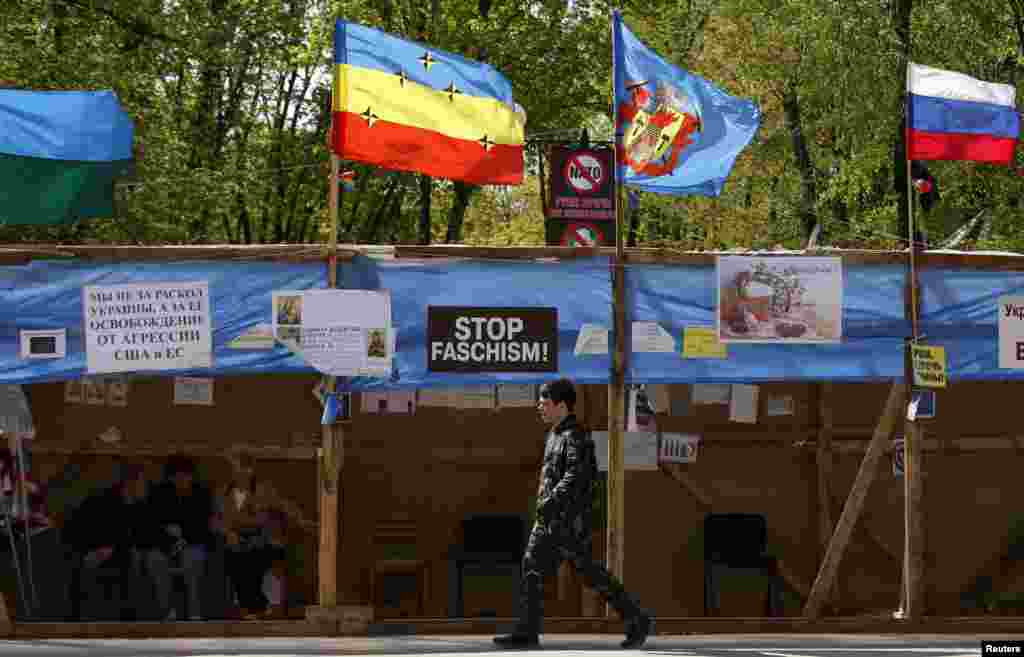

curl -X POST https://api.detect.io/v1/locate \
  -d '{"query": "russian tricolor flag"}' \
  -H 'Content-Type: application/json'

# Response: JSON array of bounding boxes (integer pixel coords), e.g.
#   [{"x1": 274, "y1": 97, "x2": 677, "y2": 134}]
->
[{"x1": 907, "y1": 62, "x2": 1020, "y2": 164}]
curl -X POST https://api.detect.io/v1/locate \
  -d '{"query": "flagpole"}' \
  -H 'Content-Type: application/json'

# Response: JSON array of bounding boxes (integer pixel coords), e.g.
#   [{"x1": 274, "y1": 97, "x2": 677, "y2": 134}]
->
[
  {"x1": 315, "y1": 41, "x2": 344, "y2": 614},
  {"x1": 902, "y1": 63, "x2": 923, "y2": 622},
  {"x1": 606, "y1": 7, "x2": 628, "y2": 618},
  {"x1": 906, "y1": 157, "x2": 918, "y2": 338}
]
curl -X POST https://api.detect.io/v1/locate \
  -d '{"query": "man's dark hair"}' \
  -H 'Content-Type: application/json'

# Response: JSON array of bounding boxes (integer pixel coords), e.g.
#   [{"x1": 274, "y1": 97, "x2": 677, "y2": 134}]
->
[{"x1": 539, "y1": 378, "x2": 576, "y2": 411}]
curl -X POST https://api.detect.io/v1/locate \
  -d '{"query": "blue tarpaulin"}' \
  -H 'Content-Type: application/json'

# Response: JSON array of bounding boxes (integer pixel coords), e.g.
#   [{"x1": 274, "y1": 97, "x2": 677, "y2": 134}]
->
[
  {"x1": 341, "y1": 255, "x2": 613, "y2": 389},
  {"x1": 0, "y1": 255, "x2": 614, "y2": 387},
  {"x1": 1, "y1": 255, "x2": 1021, "y2": 386},
  {"x1": 0, "y1": 260, "x2": 326, "y2": 384},
  {"x1": 626, "y1": 263, "x2": 910, "y2": 383},
  {"x1": 919, "y1": 268, "x2": 1024, "y2": 381}
]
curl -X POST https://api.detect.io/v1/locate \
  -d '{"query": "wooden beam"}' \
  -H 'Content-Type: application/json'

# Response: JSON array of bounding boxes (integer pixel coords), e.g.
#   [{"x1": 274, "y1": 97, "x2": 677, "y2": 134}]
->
[
  {"x1": 903, "y1": 419, "x2": 925, "y2": 619},
  {"x1": 318, "y1": 427, "x2": 341, "y2": 608},
  {"x1": 659, "y1": 463, "x2": 812, "y2": 599},
  {"x1": 816, "y1": 383, "x2": 834, "y2": 555},
  {"x1": 5, "y1": 242, "x2": 1024, "y2": 268},
  {"x1": 660, "y1": 463, "x2": 713, "y2": 509},
  {"x1": 31, "y1": 443, "x2": 317, "y2": 460},
  {"x1": 621, "y1": 249, "x2": 904, "y2": 266},
  {"x1": 0, "y1": 590, "x2": 10, "y2": 629},
  {"x1": 619, "y1": 248, "x2": 1024, "y2": 269},
  {"x1": 828, "y1": 436, "x2": 1023, "y2": 453},
  {"x1": 826, "y1": 489, "x2": 902, "y2": 566},
  {"x1": 395, "y1": 245, "x2": 604, "y2": 260},
  {"x1": 802, "y1": 381, "x2": 906, "y2": 618},
  {"x1": 0, "y1": 244, "x2": 358, "y2": 263},
  {"x1": 606, "y1": 257, "x2": 627, "y2": 616},
  {"x1": 815, "y1": 383, "x2": 836, "y2": 611},
  {"x1": 310, "y1": 152, "x2": 345, "y2": 626}
]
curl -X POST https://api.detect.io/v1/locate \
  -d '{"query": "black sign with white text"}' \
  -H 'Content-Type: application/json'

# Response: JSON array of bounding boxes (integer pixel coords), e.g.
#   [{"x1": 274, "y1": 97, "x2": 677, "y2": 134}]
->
[
  {"x1": 427, "y1": 307, "x2": 558, "y2": 373},
  {"x1": 546, "y1": 146, "x2": 615, "y2": 222}
]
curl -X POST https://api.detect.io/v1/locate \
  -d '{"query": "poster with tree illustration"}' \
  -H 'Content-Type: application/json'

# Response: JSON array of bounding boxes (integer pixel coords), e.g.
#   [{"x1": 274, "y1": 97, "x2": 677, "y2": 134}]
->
[{"x1": 716, "y1": 256, "x2": 843, "y2": 343}]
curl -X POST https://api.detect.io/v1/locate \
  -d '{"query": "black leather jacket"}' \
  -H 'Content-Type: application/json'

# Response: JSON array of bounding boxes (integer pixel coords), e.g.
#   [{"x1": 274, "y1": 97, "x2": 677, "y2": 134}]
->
[{"x1": 535, "y1": 414, "x2": 598, "y2": 546}]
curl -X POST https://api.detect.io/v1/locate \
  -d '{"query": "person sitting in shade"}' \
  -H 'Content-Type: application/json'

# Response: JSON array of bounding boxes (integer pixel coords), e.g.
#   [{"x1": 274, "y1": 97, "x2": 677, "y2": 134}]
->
[
  {"x1": 143, "y1": 455, "x2": 216, "y2": 621},
  {"x1": 63, "y1": 464, "x2": 150, "y2": 621},
  {"x1": 213, "y1": 451, "x2": 316, "y2": 619}
]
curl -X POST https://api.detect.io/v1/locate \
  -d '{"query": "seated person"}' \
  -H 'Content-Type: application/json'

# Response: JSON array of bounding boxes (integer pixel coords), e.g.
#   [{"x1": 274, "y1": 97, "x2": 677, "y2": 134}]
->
[
  {"x1": 143, "y1": 455, "x2": 216, "y2": 621},
  {"x1": 63, "y1": 464, "x2": 149, "y2": 620},
  {"x1": 0, "y1": 445, "x2": 50, "y2": 532},
  {"x1": 215, "y1": 452, "x2": 315, "y2": 619}
]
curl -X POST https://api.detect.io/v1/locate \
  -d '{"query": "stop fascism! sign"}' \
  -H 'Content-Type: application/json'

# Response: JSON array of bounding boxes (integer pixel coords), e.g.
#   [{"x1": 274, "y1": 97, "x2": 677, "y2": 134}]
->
[{"x1": 428, "y1": 307, "x2": 558, "y2": 373}]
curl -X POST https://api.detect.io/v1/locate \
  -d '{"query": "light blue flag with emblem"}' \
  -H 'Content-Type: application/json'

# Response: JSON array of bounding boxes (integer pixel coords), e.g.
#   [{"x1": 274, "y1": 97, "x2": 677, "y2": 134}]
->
[{"x1": 613, "y1": 11, "x2": 760, "y2": 197}]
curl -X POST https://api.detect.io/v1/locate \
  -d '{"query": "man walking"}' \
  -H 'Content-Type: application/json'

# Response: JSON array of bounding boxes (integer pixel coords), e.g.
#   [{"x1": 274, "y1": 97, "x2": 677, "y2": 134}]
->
[{"x1": 495, "y1": 378, "x2": 653, "y2": 649}]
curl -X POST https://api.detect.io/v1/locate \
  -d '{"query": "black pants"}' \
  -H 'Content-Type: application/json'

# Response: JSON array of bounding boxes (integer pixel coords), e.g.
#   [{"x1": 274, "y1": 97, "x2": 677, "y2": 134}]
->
[
  {"x1": 516, "y1": 522, "x2": 644, "y2": 635},
  {"x1": 225, "y1": 545, "x2": 286, "y2": 611},
  {"x1": 69, "y1": 548, "x2": 142, "y2": 621}
]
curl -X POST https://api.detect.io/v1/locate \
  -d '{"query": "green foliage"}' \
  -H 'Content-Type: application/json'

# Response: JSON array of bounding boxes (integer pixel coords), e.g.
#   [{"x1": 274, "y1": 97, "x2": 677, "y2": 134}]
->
[
  {"x1": 0, "y1": 0, "x2": 615, "y2": 245},
  {"x1": 2, "y1": 0, "x2": 1024, "y2": 249}
]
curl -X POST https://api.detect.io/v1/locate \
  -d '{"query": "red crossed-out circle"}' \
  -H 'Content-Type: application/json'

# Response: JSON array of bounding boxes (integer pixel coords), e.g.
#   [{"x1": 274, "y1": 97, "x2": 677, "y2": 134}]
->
[
  {"x1": 560, "y1": 222, "x2": 604, "y2": 247},
  {"x1": 563, "y1": 153, "x2": 605, "y2": 194}
]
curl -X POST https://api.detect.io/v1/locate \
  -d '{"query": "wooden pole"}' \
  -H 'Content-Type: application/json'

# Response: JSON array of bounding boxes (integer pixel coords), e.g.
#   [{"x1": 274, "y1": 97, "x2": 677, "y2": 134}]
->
[
  {"x1": 903, "y1": 419, "x2": 924, "y2": 618},
  {"x1": 816, "y1": 383, "x2": 834, "y2": 554},
  {"x1": 607, "y1": 13, "x2": 626, "y2": 616},
  {"x1": 815, "y1": 382, "x2": 835, "y2": 608},
  {"x1": 318, "y1": 151, "x2": 343, "y2": 609},
  {"x1": 802, "y1": 381, "x2": 906, "y2": 618},
  {"x1": 902, "y1": 147, "x2": 926, "y2": 620},
  {"x1": 606, "y1": 182, "x2": 627, "y2": 616}
]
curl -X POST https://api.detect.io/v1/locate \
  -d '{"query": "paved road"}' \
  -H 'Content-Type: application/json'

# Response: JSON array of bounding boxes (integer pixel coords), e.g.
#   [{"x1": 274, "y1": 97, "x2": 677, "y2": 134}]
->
[{"x1": 0, "y1": 634, "x2": 1015, "y2": 657}]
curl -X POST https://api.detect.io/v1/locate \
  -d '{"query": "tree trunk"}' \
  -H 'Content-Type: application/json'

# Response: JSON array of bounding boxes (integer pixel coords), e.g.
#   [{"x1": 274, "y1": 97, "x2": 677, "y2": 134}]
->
[
  {"x1": 361, "y1": 177, "x2": 400, "y2": 243},
  {"x1": 782, "y1": 81, "x2": 818, "y2": 242},
  {"x1": 445, "y1": 181, "x2": 476, "y2": 243},
  {"x1": 627, "y1": 197, "x2": 639, "y2": 247},
  {"x1": 51, "y1": 0, "x2": 68, "y2": 55},
  {"x1": 892, "y1": 0, "x2": 914, "y2": 245},
  {"x1": 538, "y1": 147, "x2": 549, "y2": 217},
  {"x1": 344, "y1": 169, "x2": 373, "y2": 239},
  {"x1": 418, "y1": 175, "x2": 432, "y2": 245}
]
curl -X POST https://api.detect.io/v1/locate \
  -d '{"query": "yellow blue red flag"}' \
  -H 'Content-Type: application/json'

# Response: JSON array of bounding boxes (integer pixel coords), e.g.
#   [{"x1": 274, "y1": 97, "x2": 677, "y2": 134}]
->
[{"x1": 332, "y1": 20, "x2": 525, "y2": 184}]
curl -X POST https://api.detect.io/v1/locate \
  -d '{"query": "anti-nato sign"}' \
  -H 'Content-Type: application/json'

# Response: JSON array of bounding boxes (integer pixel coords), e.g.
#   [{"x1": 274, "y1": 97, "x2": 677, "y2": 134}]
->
[{"x1": 428, "y1": 307, "x2": 558, "y2": 372}]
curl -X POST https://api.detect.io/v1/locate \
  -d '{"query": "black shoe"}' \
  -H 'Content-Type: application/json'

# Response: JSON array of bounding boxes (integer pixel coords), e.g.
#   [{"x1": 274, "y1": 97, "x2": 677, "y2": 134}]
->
[
  {"x1": 494, "y1": 632, "x2": 540, "y2": 648},
  {"x1": 621, "y1": 613, "x2": 652, "y2": 649}
]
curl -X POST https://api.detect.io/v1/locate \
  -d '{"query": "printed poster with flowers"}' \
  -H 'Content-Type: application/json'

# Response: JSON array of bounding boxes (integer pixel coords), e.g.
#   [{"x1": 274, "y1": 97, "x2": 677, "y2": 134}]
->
[{"x1": 717, "y1": 256, "x2": 843, "y2": 343}]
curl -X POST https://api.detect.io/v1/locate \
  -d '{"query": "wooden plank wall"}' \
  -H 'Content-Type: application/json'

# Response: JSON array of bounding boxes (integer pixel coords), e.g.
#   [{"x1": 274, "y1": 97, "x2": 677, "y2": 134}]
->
[
  {"x1": 26, "y1": 375, "x2": 323, "y2": 606},
  {"x1": 21, "y1": 377, "x2": 1024, "y2": 618}
]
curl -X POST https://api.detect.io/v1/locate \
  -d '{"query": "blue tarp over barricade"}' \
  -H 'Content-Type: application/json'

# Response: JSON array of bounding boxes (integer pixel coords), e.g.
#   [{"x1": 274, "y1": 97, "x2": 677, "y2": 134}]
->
[
  {"x1": 0, "y1": 260, "x2": 326, "y2": 384},
  {"x1": 4, "y1": 254, "x2": 1024, "y2": 386},
  {"x1": 626, "y1": 263, "x2": 911, "y2": 383},
  {"x1": 920, "y1": 267, "x2": 1024, "y2": 381},
  {"x1": 339, "y1": 254, "x2": 613, "y2": 389}
]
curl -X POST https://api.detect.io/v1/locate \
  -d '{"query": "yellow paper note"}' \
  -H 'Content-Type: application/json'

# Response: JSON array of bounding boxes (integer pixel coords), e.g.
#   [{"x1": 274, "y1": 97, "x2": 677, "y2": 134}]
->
[
  {"x1": 682, "y1": 327, "x2": 727, "y2": 359},
  {"x1": 911, "y1": 344, "x2": 947, "y2": 388}
]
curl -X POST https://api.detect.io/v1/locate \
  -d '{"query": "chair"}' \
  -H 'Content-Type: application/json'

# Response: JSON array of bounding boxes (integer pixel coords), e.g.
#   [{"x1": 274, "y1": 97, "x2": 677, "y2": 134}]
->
[
  {"x1": 447, "y1": 514, "x2": 525, "y2": 618},
  {"x1": 703, "y1": 513, "x2": 783, "y2": 617},
  {"x1": 371, "y1": 520, "x2": 429, "y2": 618}
]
